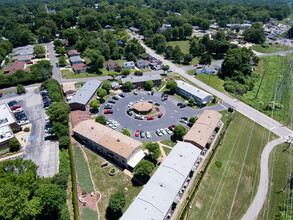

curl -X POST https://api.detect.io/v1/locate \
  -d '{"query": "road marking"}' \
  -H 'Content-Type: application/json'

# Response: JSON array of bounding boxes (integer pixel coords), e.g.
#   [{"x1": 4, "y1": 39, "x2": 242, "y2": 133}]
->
[{"x1": 270, "y1": 126, "x2": 276, "y2": 130}]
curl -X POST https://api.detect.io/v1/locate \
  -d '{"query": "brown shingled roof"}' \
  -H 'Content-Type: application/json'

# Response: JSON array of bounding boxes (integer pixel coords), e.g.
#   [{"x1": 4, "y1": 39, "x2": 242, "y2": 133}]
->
[
  {"x1": 4, "y1": 61, "x2": 27, "y2": 75},
  {"x1": 68, "y1": 50, "x2": 79, "y2": 56},
  {"x1": 72, "y1": 63, "x2": 87, "y2": 71},
  {"x1": 73, "y1": 119, "x2": 142, "y2": 159},
  {"x1": 70, "y1": 110, "x2": 91, "y2": 128}
]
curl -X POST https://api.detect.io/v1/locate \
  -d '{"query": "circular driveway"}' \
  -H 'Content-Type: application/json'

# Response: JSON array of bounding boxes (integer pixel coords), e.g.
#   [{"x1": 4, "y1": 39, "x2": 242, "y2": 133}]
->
[{"x1": 99, "y1": 90, "x2": 226, "y2": 142}]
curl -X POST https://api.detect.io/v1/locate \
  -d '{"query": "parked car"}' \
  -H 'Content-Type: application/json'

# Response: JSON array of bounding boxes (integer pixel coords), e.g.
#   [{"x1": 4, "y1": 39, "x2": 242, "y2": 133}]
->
[
  {"x1": 10, "y1": 105, "x2": 21, "y2": 111},
  {"x1": 160, "y1": 128, "x2": 167, "y2": 135},
  {"x1": 158, "y1": 113, "x2": 163, "y2": 118},
  {"x1": 0, "y1": 93, "x2": 2, "y2": 97},
  {"x1": 180, "y1": 103, "x2": 187, "y2": 108},
  {"x1": 135, "y1": 115, "x2": 144, "y2": 120},
  {"x1": 43, "y1": 97, "x2": 52, "y2": 102},
  {"x1": 148, "y1": 100, "x2": 153, "y2": 103},
  {"x1": 104, "y1": 110, "x2": 113, "y2": 114},
  {"x1": 180, "y1": 118, "x2": 188, "y2": 124},
  {"x1": 133, "y1": 91, "x2": 137, "y2": 95},
  {"x1": 148, "y1": 91, "x2": 151, "y2": 95},
  {"x1": 165, "y1": 128, "x2": 173, "y2": 135},
  {"x1": 113, "y1": 95, "x2": 120, "y2": 100},
  {"x1": 119, "y1": 93, "x2": 125, "y2": 98},
  {"x1": 168, "y1": 124, "x2": 176, "y2": 131},
  {"x1": 135, "y1": 130, "x2": 140, "y2": 137},
  {"x1": 151, "y1": 91, "x2": 154, "y2": 95},
  {"x1": 45, "y1": 127, "x2": 52, "y2": 133},
  {"x1": 128, "y1": 102, "x2": 134, "y2": 107},
  {"x1": 140, "y1": 130, "x2": 145, "y2": 138},
  {"x1": 18, "y1": 120, "x2": 29, "y2": 126},
  {"x1": 147, "y1": 116, "x2": 154, "y2": 120},
  {"x1": 26, "y1": 61, "x2": 33, "y2": 65},
  {"x1": 43, "y1": 102, "x2": 51, "y2": 108},
  {"x1": 156, "y1": 129, "x2": 163, "y2": 136},
  {"x1": 161, "y1": 97, "x2": 167, "y2": 101},
  {"x1": 154, "y1": 102, "x2": 160, "y2": 106},
  {"x1": 177, "y1": 103, "x2": 183, "y2": 106},
  {"x1": 127, "y1": 110, "x2": 133, "y2": 116},
  {"x1": 14, "y1": 111, "x2": 24, "y2": 116},
  {"x1": 40, "y1": 91, "x2": 48, "y2": 96},
  {"x1": 181, "y1": 117, "x2": 188, "y2": 121},
  {"x1": 104, "y1": 105, "x2": 113, "y2": 109},
  {"x1": 16, "y1": 113, "x2": 27, "y2": 120},
  {"x1": 12, "y1": 108, "x2": 23, "y2": 113},
  {"x1": 108, "y1": 100, "x2": 116, "y2": 104},
  {"x1": 7, "y1": 100, "x2": 17, "y2": 107},
  {"x1": 146, "y1": 131, "x2": 151, "y2": 138}
]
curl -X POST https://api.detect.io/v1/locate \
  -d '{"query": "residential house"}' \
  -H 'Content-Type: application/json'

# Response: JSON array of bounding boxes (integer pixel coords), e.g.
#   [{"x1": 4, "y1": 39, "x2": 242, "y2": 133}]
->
[
  {"x1": 121, "y1": 75, "x2": 162, "y2": 88},
  {"x1": 73, "y1": 119, "x2": 146, "y2": 169},
  {"x1": 176, "y1": 80, "x2": 212, "y2": 105},
  {"x1": 12, "y1": 55, "x2": 34, "y2": 62},
  {"x1": 123, "y1": 61, "x2": 135, "y2": 69},
  {"x1": 121, "y1": 142, "x2": 202, "y2": 220},
  {"x1": 4, "y1": 61, "x2": 28, "y2": 75},
  {"x1": 68, "y1": 80, "x2": 102, "y2": 110},
  {"x1": 111, "y1": 81, "x2": 120, "y2": 90},
  {"x1": 184, "y1": 110, "x2": 222, "y2": 150},
  {"x1": 62, "y1": 83, "x2": 77, "y2": 101},
  {"x1": 107, "y1": 61, "x2": 119, "y2": 71},
  {"x1": 70, "y1": 56, "x2": 82, "y2": 64},
  {"x1": 67, "y1": 50, "x2": 79, "y2": 57},
  {"x1": 196, "y1": 66, "x2": 216, "y2": 75},
  {"x1": 129, "y1": 27, "x2": 140, "y2": 33},
  {"x1": 136, "y1": 59, "x2": 149, "y2": 68},
  {"x1": 72, "y1": 63, "x2": 87, "y2": 73}
]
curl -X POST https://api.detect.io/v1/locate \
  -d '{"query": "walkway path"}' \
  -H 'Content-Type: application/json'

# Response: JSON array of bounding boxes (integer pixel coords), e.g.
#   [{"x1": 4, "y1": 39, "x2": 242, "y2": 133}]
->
[{"x1": 242, "y1": 137, "x2": 287, "y2": 220}]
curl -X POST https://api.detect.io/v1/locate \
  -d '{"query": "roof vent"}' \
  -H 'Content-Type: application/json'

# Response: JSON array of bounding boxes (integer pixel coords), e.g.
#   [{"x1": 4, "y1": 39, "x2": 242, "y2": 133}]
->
[
  {"x1": 179, "y1": 154, "x2": 183, "y2": 157},
  {"x1": 117, "y1": 139, "x2": 120, "y2": 142},
  {"x1": 91, "y1": 127, "x2": 94, "y2": 130}
]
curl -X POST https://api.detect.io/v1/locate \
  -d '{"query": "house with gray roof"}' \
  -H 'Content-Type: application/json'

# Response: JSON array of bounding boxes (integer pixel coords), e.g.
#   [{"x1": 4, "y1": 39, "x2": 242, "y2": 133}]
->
[
  {"x1": 123, "y1": 61, "x2": 135, "y2": 69},
  {"x1": 121, "y1": 75, "x2": 162, "y2": 88},
  {"x1": 196, "y1": 66, "x2": 216, "y2": 75},
  {"x1": 176, "y1": 80, "x2": 212, "y2": 105},
  {"x1": 12, "y1": 54, "x2": 34, "y2": 62},
  {"x1": 111, "y1": 81, "x2": 120, "y2": 90},
  {"x1": 13, "y1": 45, "x2": 34, "y2": 56},
  {"x1": 129, "y1": 27, "x2": 140, "y2": 33},
  {"x1": 121, "y1": 142, "x2": 202, "y2": 220},
  {"x1": 136, "y1": 59, "x2": 149, "y2": 68},
  {"x1": 68, "y1": 80, "x2": 102, "y2": 110},
  {"x1": 70, "y1": 56, "x2": 82, "y2": 64}
]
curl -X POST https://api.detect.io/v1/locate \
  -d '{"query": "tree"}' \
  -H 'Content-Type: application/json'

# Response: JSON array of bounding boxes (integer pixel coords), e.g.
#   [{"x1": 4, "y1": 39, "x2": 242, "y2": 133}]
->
[
  {"x1": 144, "y1": 80, "x2": 154, "y2": 91},
  {"x1": 97, "y1": 88, "x2": 107, "y2": 99},
  {"x1": 200, "y1": 19, "x2": 210, "y2": 30},
  {"x1": 123, "y1": 81, "x2": 133, "y2": 92},
  {"x1": 51, "y1": 122, "x2": 69, "y2": 140},
  {"x1": 172, "y1": 26, "x2": 179, "y2": 39},
  {"x1": 83, "y1": 48, "x2": 105, "y2": 68},
  {"x1": 183, "y1": 23, "x2": 193, "y2": 37},
  {"x1": 188, "y1": 97, "x2": 195, "y2": 106},
  {"x1": 243, "y1": 24, "x2": 266, "y2": 44},
  {"x1": 183, "y1": 54, "x2": 192, "y2": 64},
  {"x1": 121, "y1": 69, "x2": 131, "y2": 76},
  {"x1": 152, "y1": 34, "x2": 166, "y2": 53},
  {"x1": 173, "y1": 125, "x2": 186, "y2": 140},
  {"x1": 189, "y1": 116, "x2": 197, "y2": 125},
  {"x1": 127, "y1": 52, "x2": 137, "y2": 62},
  {"x1": 165, "y1": 46, "x2": 173, "y2": 59},
  {"x1": 134, "y1": 71, "x2": 143, "y2": 76},
  {"x1": 58, "y1": 136, "x2": 70, "y2": 149},
  {"x1": 108, "y1": 72, "x2": 119, "y2": 80},
  {"x1": 55, "y1": 47, "x2": 66, "y2": 55},
  {"x1": 102, "y1": 81, "x2": 111, "y2": 94},
  {"x1": 199, "y1": 52, "x2": 212, "y2": 65},
  {"x1": 8, "y1": 138, "x2": 21, "y2": 152},
  {"x1": 121, "y1": 128, "x2": 131, "y2": 137},
  {"x1": 58, "y1": 56, "x2": 67, "y2": 67},
  {"x1": 89, "y1": 100, "x2": 100, "y2": 111},
  {"x1": 33, "y1": 45, "x2": 46, "y2": 58},
  {"x1": 108, "y1": 191, "x2": 126, "y2": 213},
  {"x1": 166, "y1": 80, "x2": 178, "y2": 93},
  {"x1": 54, "y1": 39, "x2": 63, "y2": 48},
  {"x1": 162, "y1": 65, "x2": 170, "y2": 73},
  {"x1": 134, "y1": 160, "x2": 155, "y2": 176},
  {"x1": 172, "y1": 46, "x2": 183, "y2": 63},
  {"x1": 179, "y1": 26, "x2": 185, "y2": 40},
  {"x1": 95, "y1": 115, "x2": 107, "y2": 125},
  {"x1": 46, "y1": 102, "x2": 70, "y2": 125},
  {"x1": 17, "y1": 84, "x2": 26, "y2": 94},
  {"x1": 145, "y1": 142, "x2": 161, "y2": 160}
]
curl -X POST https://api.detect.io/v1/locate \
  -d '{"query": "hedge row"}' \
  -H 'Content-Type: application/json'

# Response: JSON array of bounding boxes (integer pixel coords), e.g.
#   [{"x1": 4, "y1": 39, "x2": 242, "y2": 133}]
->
[{"x1": 179, "y1": 112, "x2": 234, "y2": 220}]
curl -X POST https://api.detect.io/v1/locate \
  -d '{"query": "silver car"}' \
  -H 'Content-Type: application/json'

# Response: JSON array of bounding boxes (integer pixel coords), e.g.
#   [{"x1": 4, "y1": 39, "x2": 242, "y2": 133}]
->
[
  {"x1": 156, "y1": 129, "x2": 162, "y2": 136},
  {"x1": 160, "y1": 128, "x2": 167, "y2": 135},
  {"x1": 146, "y1": 131, "x2": 151, "y2": 138}
]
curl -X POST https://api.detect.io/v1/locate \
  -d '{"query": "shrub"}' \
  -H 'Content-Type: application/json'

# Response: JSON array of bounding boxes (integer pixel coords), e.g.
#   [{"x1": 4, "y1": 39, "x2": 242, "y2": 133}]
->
[
  {"x1": 215, "y1": 127, "x2": 219, "y2": 133},
  {"x1": 8, "y1": 138, "x2": 21, "y2": 152},
  {"x1": 228, "y1": 107, "x2": 234, "y2": 113},
  {"x1": 110, "y1": 168, "x2": 115, "y2": 174},
  {"x1": 215, "y1": 161, "x2": 222, "y2": 168},
  {"x1": 23, "y1": 127, "x2": 30, "y2": 132},
  {"x1": 206, "y1": 143, "x2": 211, "y2": 149}
]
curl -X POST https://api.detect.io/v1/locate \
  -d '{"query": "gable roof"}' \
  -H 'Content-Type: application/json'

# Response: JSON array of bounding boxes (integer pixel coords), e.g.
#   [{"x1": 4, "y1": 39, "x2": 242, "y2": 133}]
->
[
  {"x1": 121, "y1": 142, "x2": 201, "y2": 220},
  {"x1": 13, "y1": 45, "x2": 34, "y2": 56},
  {"x1": 73, "y1": 119, "x2": 142, "y2": 159},
  {"x1": 123, "y1": 61, "x2": 135, "y2": 67},
  {"x1": 176, "y1": 80, "x2": 211, "y2": 100},
  {"x1": 68, "y1": 80, "x2": 102, "y2": 106},
  {"x1": 4, "y1": 61, "x2": 28, "y2": 74},
  {"x1": 72, "y1": 63, "x2": 87, "y2": 71},
  {"x1": 121, "y1": 75, "x2": 162, "y2": 84},
  {"x1": 67, "y1": 50, "x2": 79, "y2": 56},
  {"x1": 69, "y1": 56, "x2": 82, "y2": 63},
  {"x1": 107, "y1": 61, "x2": 119, "y2": 68}
]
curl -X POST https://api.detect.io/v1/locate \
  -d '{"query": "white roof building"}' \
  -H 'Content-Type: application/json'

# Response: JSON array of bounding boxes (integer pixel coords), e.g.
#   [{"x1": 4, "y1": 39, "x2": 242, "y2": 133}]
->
[{"x1": 121, "y1": 142, "x2": 201, "y2": 220}]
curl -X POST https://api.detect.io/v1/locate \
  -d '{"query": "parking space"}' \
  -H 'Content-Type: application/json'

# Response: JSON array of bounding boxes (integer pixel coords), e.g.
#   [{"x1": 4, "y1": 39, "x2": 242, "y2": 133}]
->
[
  {"x1": 98, "y1": 90, "x2": 226, "y2": 142},
  {"x1": 0, "y1": 87, "x2": 58, "y2": 178}
]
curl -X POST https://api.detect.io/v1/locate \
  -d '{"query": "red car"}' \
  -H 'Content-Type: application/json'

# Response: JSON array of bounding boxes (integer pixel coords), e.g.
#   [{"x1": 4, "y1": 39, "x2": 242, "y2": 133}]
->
[
  {"x1": 10, "y1": 105, "x2": 21, "y2": 110},
  {"x1": 0, "y1": 93, "x2": 2, "y2": 97},
  {"x1": 168, "y1": 124, "x2": 176, "y2": 131},
  {"x1": 194, "y1": 64, "x2": 198, "y2": 67},
  {"x1": 26, "y1": 62, "x2": 33, "y2": 65},
  {"x1": 135, "y1": 130, "x2": 140, "y2": 137},
  {"x1": 158, "y1": 113, "x2": 163, "y2": 118},
  {"x1": 104, "y1": 110, "x2": 113, "y2": 114},
  {"x1": 164, "y1": 94, "x2": 168, "y2": 97},
  {"x1": 147, "y1": 116, "x2": 154, "y2": 120}
]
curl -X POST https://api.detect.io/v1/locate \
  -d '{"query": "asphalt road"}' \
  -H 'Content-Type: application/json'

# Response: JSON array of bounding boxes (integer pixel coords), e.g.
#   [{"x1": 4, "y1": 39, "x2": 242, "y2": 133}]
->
[
  {"x1": 0, "y1": 87, "x2": 59, "y2": 178},
  {"x1": 47, "y1": 42, "x2": 63, "y2": 83},
  {"x1": 98, "y1": 90, "x2": 227, "y2": 142}
]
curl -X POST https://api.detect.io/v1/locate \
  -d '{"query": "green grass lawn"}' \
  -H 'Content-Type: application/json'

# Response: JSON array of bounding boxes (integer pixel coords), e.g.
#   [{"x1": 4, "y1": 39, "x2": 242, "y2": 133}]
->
[
  {"x1": 189, "y1": 112, "x2": 277, "y2": 220},
  {"x1": 166, "y1": 40, "x2": 190, "y2": 54},
  {"x1": 258, "y1": 143, "x2": 293, "y2": 219},
  {"x1": 73, "y1": 146, "x2": 94, "y2": 193},
  {"x1": 61, "y1": 69, "x2": 109, "y2": 79},
  {"x1": 250, "y1": 44, "x2": 292, "y2": 53},
  {"x1": 84, "y1": 147, "x2": 143, "y2": 220},
  {"x1": 187, "y1": 69, "x2": 196, "y2": 75},
  {"x1": 81, "y1": 207, "x2": 98, "y2": 220},
  {"x1": 163, "y1": 146, "x2": 172, "y2": 156},
  {"x1": 74, "y1": 82, "x2": 86, "y2": 89},
  {"x1": 194, "y1": 73, "x2": 226, "y2": 93},
  {"x1": 160, "y1": 139, "x2": 176, "y2": 147},
  {"x1": 241, "y1": 55, "x2": 292, "y2": 125}
]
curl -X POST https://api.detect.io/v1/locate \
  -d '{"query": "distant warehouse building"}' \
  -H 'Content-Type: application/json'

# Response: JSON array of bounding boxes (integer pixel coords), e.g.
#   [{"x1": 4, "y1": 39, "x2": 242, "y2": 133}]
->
[
  {"x1": 73, "y1": 119, "x2": 146, "y2": 169},
  {"x1": 121, "y1": 142, "x2": 202, "y2": 220},
  {"x1": 184, "y1": 110, "x2": 222, "y2": 150},
  {"x1": 176, "y1": 80, "x2": 212, "y2": 105},
  {"x1": 121, "y1": 75, "x2": 162, "y2": 88},
  {"x1": 68, "y1": 80, "x2": 101, "y2": 111}
]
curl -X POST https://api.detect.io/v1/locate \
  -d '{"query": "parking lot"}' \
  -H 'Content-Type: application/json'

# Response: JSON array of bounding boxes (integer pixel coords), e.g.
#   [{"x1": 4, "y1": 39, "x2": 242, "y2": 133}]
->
[
  {"x1": 98, "y1": 90, "x2": 226, "y2": 142},
  {"x1": 0, "y1": 87, "x2": 58, "y2": 178}
]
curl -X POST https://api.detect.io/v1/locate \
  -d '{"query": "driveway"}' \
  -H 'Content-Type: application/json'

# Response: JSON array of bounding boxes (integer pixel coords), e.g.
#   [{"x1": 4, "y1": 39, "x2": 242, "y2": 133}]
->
[
  {"x1": 46, "y1": 42, "x2": 62, "y2": 83},
  {"x1": 98, "y1": 91, "x2": 226, "y2": 142},
  {"x1": 0, "y1": 87, "x2": 59, "y2": 178}
]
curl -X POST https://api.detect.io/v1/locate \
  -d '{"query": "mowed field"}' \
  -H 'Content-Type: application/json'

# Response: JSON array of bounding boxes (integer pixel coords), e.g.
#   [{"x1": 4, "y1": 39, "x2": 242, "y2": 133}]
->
[
  {"x1": 258, "y1": 143, "x2": 293, "y2": 219},
  {"x1": 189, "y1": 112, "x2": 277, "y2": 220}
]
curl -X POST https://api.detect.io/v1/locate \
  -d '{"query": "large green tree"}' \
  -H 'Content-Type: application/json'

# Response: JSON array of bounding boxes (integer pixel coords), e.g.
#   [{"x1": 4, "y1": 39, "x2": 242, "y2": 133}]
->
[
  {"x1": 33, "y1": 45, "x2": 46, "y2": 58},
  {"x1": 134, "y1": 160, "x2": 155, "y2": 176},
  {"x1": 108, "y1": 191, "x2": 126, "y2": 213},
  {"x1": 145, "y1": 142, "x2": 161, "y2": 160},
  {"x1": 166, "y1": 80, "x2": 178, "y2": 93},
  {"x1": 144, "y1": 80, "x2": 154, "y2": 91},
  {"x1": 173, "y1": 124, "x2": 187, "y2": 140},
  {"x1": 46, "y1": 102, "x2": 71, "y2": 125}
]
